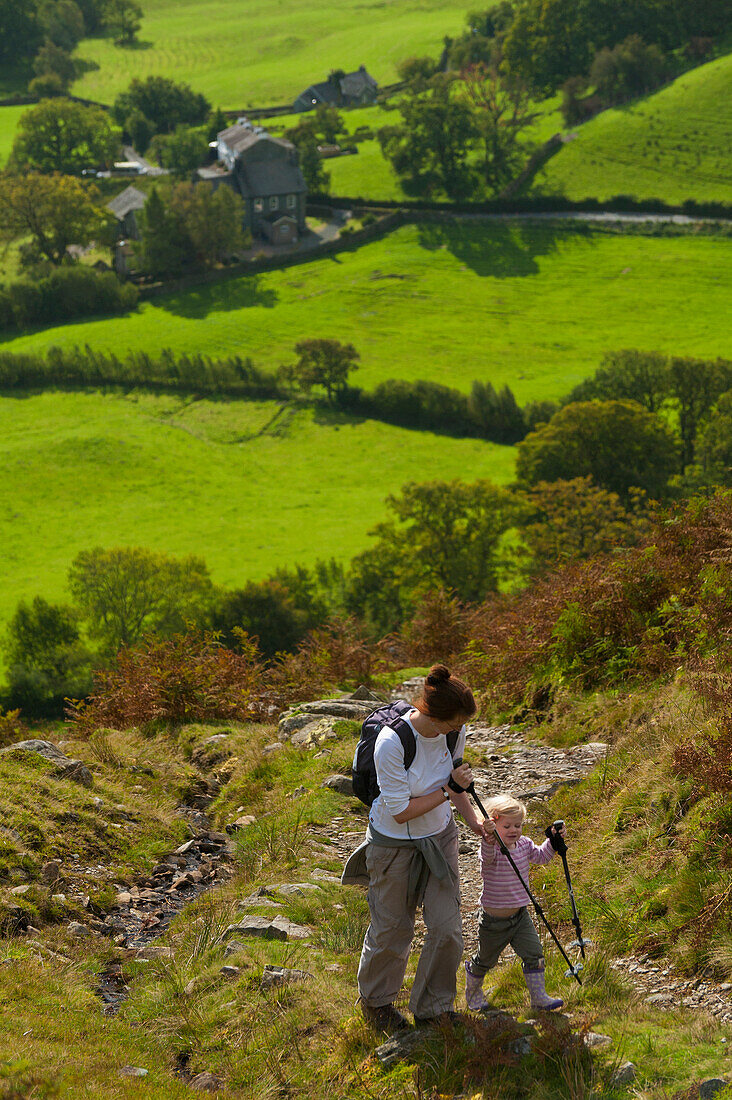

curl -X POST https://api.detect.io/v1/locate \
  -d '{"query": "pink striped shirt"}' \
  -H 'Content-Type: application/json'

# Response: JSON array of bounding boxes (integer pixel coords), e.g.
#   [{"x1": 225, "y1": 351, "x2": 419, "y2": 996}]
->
[{"x1": 480, "y1": 835, "x2": 554, "y2": 909}]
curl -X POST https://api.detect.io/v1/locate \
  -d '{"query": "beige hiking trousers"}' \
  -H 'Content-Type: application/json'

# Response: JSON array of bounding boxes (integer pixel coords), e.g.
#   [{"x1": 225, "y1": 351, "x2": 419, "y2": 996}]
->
[{"x1": 357, "y1": 818, "x2": 462, "y2": 1018}]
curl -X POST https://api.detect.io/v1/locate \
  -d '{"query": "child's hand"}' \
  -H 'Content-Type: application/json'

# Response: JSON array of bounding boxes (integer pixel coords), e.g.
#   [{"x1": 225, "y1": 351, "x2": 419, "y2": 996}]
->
[{"x1": 480, "y1": 817, "x2": 497, "y2": 843}]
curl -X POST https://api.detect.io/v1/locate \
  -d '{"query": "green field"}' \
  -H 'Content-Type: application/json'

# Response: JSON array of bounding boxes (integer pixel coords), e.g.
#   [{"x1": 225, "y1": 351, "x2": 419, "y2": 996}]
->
[
  {"x1": 71, "y1": 0, "x2": 467, "y2": 108},
  {"x1": 0, "y1": 390, "x2": 515, "y2": 633},
  {"x1": 536, "y1": 53, "x2": 732, "y2": 205},
  {"x1": 5, "y1": 223, "x2": 731, "y2": 403},
  {"x1": 0, "y1": 106, "x2": 25, "y2": 167}
]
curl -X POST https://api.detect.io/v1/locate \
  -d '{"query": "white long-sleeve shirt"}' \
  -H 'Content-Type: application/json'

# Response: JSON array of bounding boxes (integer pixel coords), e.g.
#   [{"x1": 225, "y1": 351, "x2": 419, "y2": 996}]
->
[{"x1": 368, "y1": 714, "x2": 467, "y2": 839}]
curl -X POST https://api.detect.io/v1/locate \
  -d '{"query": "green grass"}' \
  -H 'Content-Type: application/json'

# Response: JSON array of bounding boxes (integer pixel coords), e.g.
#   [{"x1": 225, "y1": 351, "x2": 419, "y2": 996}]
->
[
  {"x1": 0, "y1": 390, "x2": 515, "y2": 634},
  {"x1": 4, "y1": 223, "x2": 731, "y2": 402},
  {"x1": 536, "y1": 52, "x2": 732, "y2": 205},
  {"x1": 70, "y1": 0, "x2": 469, "y2": 108},
  {"x1": 0, "y1": 106, "x2": 24, "y2": 168}
]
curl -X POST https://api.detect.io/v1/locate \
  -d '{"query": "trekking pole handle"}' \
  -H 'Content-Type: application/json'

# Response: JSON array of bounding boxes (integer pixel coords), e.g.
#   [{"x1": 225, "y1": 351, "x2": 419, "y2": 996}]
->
[
  {"x1": 448, "y1": 756, "x2": 471, "y2": 794},
  {"x1": 545, "y1": 820, "x2": 567, "y2": 854}
]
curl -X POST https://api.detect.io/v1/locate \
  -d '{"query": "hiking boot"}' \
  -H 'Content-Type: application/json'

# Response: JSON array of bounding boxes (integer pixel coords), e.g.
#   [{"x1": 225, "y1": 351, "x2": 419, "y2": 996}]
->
[
  {"x1": 413, "y1": 1010, "x2": 461, "y2": 1027},
  {"x1": 523, "y1": 965, "x2": 563, "y2": 1011},
  {"x1": 360, "y1": 1003, "x2": 411, "y2": 1034},
  {"x1": 464, "y1": 960, "x2": 493, "y2": 1011}
]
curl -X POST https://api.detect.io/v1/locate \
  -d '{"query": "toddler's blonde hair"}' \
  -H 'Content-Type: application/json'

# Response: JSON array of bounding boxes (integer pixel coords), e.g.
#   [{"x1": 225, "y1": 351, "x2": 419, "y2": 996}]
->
[{"x1": 483, "y1": 794, "x2": 527, "y2": 821}]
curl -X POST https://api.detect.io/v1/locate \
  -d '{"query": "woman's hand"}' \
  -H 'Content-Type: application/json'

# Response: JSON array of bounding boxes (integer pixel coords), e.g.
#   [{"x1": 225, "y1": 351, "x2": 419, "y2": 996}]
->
[{"x1": 450, "y1": 761, "x2": 473, "y2": 791}]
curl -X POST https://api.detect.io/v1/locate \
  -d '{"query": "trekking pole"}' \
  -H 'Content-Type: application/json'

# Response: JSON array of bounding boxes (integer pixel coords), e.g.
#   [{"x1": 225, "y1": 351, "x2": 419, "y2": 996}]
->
[
  {"x1": 451, "y1": 760, "x2": 582, "y2": 985},
  {"x1": 545, "y1": 819, "x2": 592, "y2": 963}
]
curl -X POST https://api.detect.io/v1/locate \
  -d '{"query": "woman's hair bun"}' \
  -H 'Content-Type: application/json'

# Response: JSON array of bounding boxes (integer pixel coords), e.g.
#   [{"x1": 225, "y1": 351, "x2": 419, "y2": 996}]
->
[{"x1": 426, "y1": 664, "x2": 451, "y2": 686}]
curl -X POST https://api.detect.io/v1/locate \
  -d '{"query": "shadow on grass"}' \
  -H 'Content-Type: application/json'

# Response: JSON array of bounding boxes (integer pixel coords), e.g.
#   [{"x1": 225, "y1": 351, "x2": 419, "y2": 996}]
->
[
  {"x1": 157, "y1": 274, "x2": 278, "y2": 318},
  {"x1": 416, "y1": 218, "x2": 593, "y2": 277}
]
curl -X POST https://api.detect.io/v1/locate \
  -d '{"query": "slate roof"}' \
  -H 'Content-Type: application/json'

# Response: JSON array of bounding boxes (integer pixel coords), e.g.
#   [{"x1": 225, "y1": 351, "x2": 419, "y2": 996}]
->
[
  {"x1": 238, "y1": 159, "x2": 306, "y2": 198},
  {"x1": 106, "y1": 185, "x2": 147, "y2": 219},
  {"x1": 218, "y1": 125, "x2": 292, "y2": 156},
  {"x1": 340, "y1": 66, "x2": 378, "y2": 98}
]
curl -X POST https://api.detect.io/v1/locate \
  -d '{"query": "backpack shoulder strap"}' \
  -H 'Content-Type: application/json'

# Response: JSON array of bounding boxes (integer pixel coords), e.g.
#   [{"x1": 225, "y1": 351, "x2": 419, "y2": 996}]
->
[{"x1": 374, "y1": 699, "x2": 416, "y2": 771}]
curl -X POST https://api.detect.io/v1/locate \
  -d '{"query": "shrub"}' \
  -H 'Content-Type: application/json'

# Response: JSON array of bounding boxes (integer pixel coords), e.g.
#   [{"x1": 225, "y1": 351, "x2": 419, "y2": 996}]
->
[
  {"x1": 0, "y1": 267, "x2": 138, "y2": 332},
  {"x1": 673, "y1": 664, "x2": 732, "y2": 794}
]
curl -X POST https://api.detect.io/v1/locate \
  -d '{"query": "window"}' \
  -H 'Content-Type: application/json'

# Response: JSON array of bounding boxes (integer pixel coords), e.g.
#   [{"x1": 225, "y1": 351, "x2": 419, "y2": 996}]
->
[
  {"x1": 287, "y1": 194, "x2": 296, "y2": 209},
  {"x1": 269, "y1": 195, "x2": 279, "y2": 211},
  {"x1": 253, "y1": 197, "x2": 263, "y2": 212}
]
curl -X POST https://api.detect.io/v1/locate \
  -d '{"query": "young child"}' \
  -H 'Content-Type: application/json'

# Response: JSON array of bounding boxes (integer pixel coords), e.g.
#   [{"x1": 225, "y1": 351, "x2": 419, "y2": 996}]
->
[{"x1": 465, "y1": 794, "x2": 566, "y2": 1012}]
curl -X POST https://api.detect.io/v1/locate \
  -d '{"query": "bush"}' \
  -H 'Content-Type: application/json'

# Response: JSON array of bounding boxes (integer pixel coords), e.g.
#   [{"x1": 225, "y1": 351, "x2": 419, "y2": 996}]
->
[{"x1": 0, "y1": 267, "x2": 138, "y2": 331}]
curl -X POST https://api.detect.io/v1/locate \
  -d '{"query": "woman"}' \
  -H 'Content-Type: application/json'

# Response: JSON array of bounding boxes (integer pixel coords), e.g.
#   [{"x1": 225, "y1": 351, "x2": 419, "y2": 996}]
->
[{"x1": 343, "y1": 664, "x2": 487, "y2": 1033}]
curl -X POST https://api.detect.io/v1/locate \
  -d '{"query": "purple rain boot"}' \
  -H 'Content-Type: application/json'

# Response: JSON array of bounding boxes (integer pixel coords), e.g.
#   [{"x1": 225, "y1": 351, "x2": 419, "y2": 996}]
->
[
  {"x1": 465, "y1": 960, "x2": 493, "y2": 1011},
  {"x1": 523, "y1": 964, "x2": 564, "y2": 1011}
]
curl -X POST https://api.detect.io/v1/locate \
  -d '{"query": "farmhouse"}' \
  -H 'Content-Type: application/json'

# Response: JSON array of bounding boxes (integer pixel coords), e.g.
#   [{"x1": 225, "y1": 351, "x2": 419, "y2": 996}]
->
[
  {"x1": 293, "y1": 65, "x2": 378, "y2": 111},
  {"x1": 197, "y1": 123, "x2": 307, "y2": 245},
  {"x1": 105, "y1": 185, "x2": 147, "y2": 240}
]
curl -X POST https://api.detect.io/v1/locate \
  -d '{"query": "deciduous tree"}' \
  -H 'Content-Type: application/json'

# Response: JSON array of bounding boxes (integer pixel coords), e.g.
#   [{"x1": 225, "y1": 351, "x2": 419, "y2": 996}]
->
[
  {"x1": 519, "y1": 476, "x2": 652, "y2": 573},
  {"x1": 3, "y1": 596, "x2": 93, "y2": 716},
  {"x1": 0, "y1": 172, "x2": 112, "y2": 265},
  {"x1": 378, "y1": 74, "x2": 479, "y2": 198},
  {"x1": 287, "y1": 338, "x2": 360, "y2": 402},
  {"x1": 460, "y1": 63, "x2": 538, "y2": 193},
  {"x1": 516, "y1": 399, "x2": 680, "y2": 500},
  {"x1": 10, "y1": 98, "x2": 119, "y2": 174},
  {"x1": 112, "y1": 76, "x2": 210, "y2": 136},
  {"x1": 68, "y1": 546, "x2": 214, "y2": 655}
]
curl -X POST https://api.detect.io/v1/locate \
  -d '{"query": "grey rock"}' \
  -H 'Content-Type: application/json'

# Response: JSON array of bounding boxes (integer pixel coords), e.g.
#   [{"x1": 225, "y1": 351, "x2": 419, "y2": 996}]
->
[
  {"x1": 297, "y1": 699, "x2": 373, "y2": 720},
  {"x1": 0, "y1": 740, "x2": 92, "y2": 787},
  {"x1": 612, "y1": 1062, "x2": 636, "y2": 1085},
  {"x1": 223, "y1": 940, "x2": 248, "y2": 958},
  {"x1": 321, "y1": 774, "x2": 354, "y2": 796},
  {"x1": 67, "y1": 921, "x2": 90, "y2": 937},
  {"x1": 191, "y1": 735, "x2": 233, "y2": 770},
  {"x1": 40, "y1": 860, "x2": 61, "y2": 884},
  {"x1": 222, "y1": 917, "x2": 288, "y2": 942},
  {"x1": 260, "y1": 965, "x2": 313, "y2": 991},
  {"x1": 262, "y1": 742, "x2": 285, "y2": 755},
  {"x1": 271, "y1": 915, "x2": 310, "y2": 939},
  {"x1": 189, "y1": 1072, "x2": 223, "y2": 1093},
  {"x1": 645, "y1": 993, "x2": 671, "y2": 1004},
  {"x1": 584, "y1": 1032, "x2": 613, "y2": 1049},
  {"x1": 10, "y1": 884, "x2": 31, "y2": 895},
  {"x1": 699, "y1": 1080, "x2": 728, "y2": 1100},
  {"x1": 375, "y1": 1030, "x2": 426, "y2": 1067},
  {"x1": 118, "y1": 1066, "x2": 148, "y2": 1078},
  {"x1": 290, "y1": 719, "x2": 338, "y2": 748},
  {"x1": 310, "y1": 869, "x2": 340, "y2": 883},
  {"x1": 269, "y1": 882, "x2": 321, "y2": 897},
  {"x1": 347, "y1": 685, "x2": 387, "y2": 702},
  {"x1": 136, "y1": 945, "x2": 174, "y2": 960},
  {"x1": 278, "y1": 713, "x2": 316, "y2": 738},
  {"x1": 511, "y1": 1035, "x2": 533, "y2": 1056},
  {"x1": 220, "y1": 965, "x2": 240, "y2": 978}
]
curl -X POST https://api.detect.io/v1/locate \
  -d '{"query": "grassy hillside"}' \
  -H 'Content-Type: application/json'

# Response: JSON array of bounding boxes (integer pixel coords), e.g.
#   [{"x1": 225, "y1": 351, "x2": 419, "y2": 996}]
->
[
  {"x1": 70, "y1": 0, "x2": 468, "y2": 108},
  {"x1": 4, "y1": 223, "x2": 731, "y2": 402},
  {"x1": 536, "y1": 52, "x2": 732, "y2": 205},
  {"x1": 0, "y1": 688, "x2": 730, "y2": 1098},
  {"x1": 0, "y1": 390, "x2": 515, "y2": 633}
]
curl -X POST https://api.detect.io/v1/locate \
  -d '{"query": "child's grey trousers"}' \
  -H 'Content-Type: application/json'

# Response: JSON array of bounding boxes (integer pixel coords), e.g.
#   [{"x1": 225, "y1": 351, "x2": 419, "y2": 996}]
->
[
  {"x1": 469, "y1": 907, "x2": 544, "y2": 976},
  {"x1": 357, "y1": 818, "x2": 462, "y2": 1018}
]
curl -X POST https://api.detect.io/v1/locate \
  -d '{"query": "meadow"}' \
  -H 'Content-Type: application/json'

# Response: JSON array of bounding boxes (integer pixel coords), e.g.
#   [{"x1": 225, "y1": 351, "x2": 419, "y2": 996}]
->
[
  {"x1": 4, "y1": 222, "x2": 731, "y2": 403},
  {"x1": 70, "y1": 0, "x2": 468, "y2": 108},
  {"x1": 0, "y1": 390, "x2": 516, "y2": 634},
  {"x1": 536, "y1": 52, "x2": 732, "y2": 205}
]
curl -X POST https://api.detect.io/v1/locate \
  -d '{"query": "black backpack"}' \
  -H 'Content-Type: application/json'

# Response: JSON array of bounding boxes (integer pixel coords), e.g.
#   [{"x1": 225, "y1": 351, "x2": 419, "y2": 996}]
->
[{"x1": 352, "y1": 699, "x2": 460, "y2": 806}]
